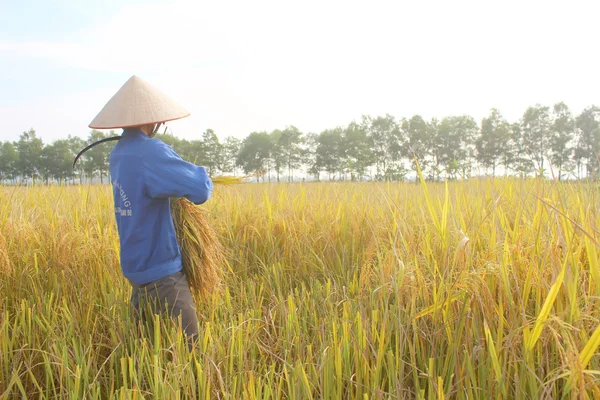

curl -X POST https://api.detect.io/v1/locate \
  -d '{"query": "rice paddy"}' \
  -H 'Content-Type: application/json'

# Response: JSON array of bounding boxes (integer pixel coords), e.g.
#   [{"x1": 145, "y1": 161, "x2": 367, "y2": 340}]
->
[{"x1": 1, "y1": 178, "x2": 600, "y2": 399}]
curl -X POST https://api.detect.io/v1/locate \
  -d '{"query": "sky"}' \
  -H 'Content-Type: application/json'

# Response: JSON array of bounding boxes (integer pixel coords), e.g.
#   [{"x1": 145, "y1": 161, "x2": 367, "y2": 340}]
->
[{"x1": 1, "y1": 0, "x2": 599, "y2": 143}]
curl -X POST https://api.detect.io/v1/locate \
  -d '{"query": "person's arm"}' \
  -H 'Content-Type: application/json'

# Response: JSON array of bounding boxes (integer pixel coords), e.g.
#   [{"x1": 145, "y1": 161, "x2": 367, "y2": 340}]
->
[{"x1": 142, "y1": 140, "x2": 213, "y2": 204}]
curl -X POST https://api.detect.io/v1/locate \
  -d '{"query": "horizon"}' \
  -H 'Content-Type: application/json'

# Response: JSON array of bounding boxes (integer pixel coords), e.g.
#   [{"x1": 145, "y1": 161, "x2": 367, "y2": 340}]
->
[{"x1": 1, "y1": 0, "x2": 599, "y2": 144}]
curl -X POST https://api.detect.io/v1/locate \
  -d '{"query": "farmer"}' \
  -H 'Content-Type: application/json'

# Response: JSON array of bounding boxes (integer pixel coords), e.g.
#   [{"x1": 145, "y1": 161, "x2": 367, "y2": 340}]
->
[{"x1": 82, "y1": 75, "x2": 213, "y2": 344}]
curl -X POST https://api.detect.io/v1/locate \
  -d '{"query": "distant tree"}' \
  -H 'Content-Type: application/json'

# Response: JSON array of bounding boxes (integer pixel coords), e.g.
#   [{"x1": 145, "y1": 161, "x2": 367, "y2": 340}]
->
[
  {"x1": 437, "y1": 115, "x2": 478, "y2": 179},
  {"x1": 276, "y1": 126, "x2": 304, "y2": 182},
  {"x1": 457, "y1": 116, "x2": 479, "y2": 179},
  {"x1": 476, "y1": 109, "x2": 511, "y2": 176},
  {"x1": 344, "y1": 121, "x2": 374, "y2": 181},
  {"x1": 521, "y1": 105, "x2": 551, "y2": 176},
  {"x1": 83, "y1": 130, "x2": 113, "y2": 183},
  {"x1": 236, "y1": 131, "x2": 272, "y2": 181},
  {"x1": 574, "y1": 106, "x2": 600, "y2": 179},
  {"x1": 42, "y1": 139, "x2": 73, "y2": 183},
  {"x1": 364, "y1": 114, "x2": 399, "y2": 180},
  {"x1": 184, "y1": 139, "x2": 204, "y2": 166},
  {"x1": 11, "y1": 102, "x2": 600, "y2": 184},
  {"x1": 270, "y1": 128, "x2": 305, "y2": 182},
  {"x1": 0, "y1": 142, "x2": 18, "y2": 183},
  {"x1": 157, "y1": 131, "x2": 222, "y2": 175},
  {"x1": 221, "y1": 136, "x2": 241, "y2": 175},
  {"x1": 427, "y1": 117, "x2": 444, "y2": 180},
  {"x1": 573, "y1": 129, "x2": 586, "y2": 179},
  {"x1": 68, "y1": 135, "x2": 86, "y2": 184},
  {"x1": 58, "y1": 139, "x2": 76, "y2": 183},
  {"x1": 315, "y1": 128, "x2": 343, "y2": 180},
  {"x1": 40, "y1": 143, "x2": 53, "y2": 183},
  {"x1": 156, "y1": 133, "x2": 185, "y2": 155},
  {"x1": 550, "y1": 102, "x2": 575, "y2": 180},
  {"x1": 268, "y1": 130, "x2": 284, "y2": 182},
  {"x1": 181, "y1": 139, "x2": 196, "y2": 162},
  {"x1": 16, "y1": 128, "x2": 44, "y2": 182},
  {"x1": 385, "y1": 119, "x2": 407, "y2": 180},
  {"x1": 303, "y1": 133, "x2": 320, "y2": 181},
  {"x1": 201, "y1": 129, "x2": 222, "y2": 175},
  {"x1": 402, "y1": 115, "x2": 430, "y2": 175},
  {"x1": 508, "y1": 122, "x2": 532, "y2": 177}
]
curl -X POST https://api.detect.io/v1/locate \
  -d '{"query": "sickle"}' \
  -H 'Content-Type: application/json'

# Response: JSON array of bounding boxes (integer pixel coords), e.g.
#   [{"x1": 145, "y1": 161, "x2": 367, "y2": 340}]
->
[{"x1": 72, "y1": 136, "x2": 122, "y2": 168}]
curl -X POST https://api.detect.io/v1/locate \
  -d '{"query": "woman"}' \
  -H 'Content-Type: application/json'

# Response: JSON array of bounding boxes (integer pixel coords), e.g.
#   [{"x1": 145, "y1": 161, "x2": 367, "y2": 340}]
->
[{"x1": 80, "y1": 75, "x2": 213, "y2": 344}]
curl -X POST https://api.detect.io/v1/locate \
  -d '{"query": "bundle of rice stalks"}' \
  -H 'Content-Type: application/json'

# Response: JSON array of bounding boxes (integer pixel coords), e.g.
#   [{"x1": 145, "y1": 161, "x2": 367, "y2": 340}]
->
[
  {"x1": 171, "y1": 198, "x2": 225, "y2": 298},
  {"x1": 170, "y1": 176, "x2": 242, "y2": 298}
]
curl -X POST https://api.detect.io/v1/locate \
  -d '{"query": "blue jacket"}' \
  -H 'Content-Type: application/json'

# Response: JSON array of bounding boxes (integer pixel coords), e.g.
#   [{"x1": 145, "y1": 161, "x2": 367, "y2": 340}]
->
[{"x1": 109, "y1": 128, "x2": 213, "y2": 285}]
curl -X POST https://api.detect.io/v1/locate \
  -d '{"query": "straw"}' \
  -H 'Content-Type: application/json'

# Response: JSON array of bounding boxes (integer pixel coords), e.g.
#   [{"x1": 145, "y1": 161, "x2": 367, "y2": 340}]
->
[{"x1": 170, "y1": 176, "x2": 243, "y2": 297}]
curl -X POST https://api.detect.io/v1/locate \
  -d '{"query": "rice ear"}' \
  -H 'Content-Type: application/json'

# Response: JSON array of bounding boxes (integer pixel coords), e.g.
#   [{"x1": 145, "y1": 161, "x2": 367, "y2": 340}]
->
[
  {"x1": 210, "y1": 176, "x2": 245, "y2": 185},
  {"x1": 171, "y1": 198, "x2": 225, "y2": 299},
  {"x1": 0, "y1": 232, "x2": 11, "y2": 274}
]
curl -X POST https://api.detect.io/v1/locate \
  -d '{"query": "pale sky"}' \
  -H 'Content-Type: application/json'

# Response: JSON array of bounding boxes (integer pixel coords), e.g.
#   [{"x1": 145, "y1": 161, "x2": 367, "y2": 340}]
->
[{"x1": 1, "y1": 0, "x2": 598, "y2": 143}]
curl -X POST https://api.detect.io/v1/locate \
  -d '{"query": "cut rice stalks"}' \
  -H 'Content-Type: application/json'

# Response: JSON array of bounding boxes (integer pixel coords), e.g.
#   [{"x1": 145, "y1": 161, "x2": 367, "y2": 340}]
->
[
  {"x1": 171, "y1": 198, "x2": 225, "y2": 299},
  {"x1": 170, "y1": 175, "x2": 243, "y2": 298}
]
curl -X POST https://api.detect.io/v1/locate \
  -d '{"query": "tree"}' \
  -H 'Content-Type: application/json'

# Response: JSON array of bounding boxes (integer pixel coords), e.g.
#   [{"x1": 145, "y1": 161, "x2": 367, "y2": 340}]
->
[
  {"x1": 550, "y1": 102, "x2": 575, "y2": 180},
  {"x1": 221, "y1": 136, "x2": 241, "y2": 175},
  {"x1": 42, "y1": 139, "x2": 74, "y2": 183},
  {"x1": 509, "y1": 122, "x2": 533, "y2": 177},
  {"x1": 476, "y1": 109, "x2": 511, "y2": 176},
  {"x1": 277, "y1": 126, "x2": 304, "y2": 182},
  {"x1": 385, "y1": 120, "x2": 406, "y2": 180},
  {"x1": 157, "y1": 133, "x2": 187, "y2": 157},
  {"x1": 437, "y1": 116, "x2": 478, "y2": 179},
  {"x1": 184, "y1": 139, "x2": 205, "y2": 167},
  {"x1": 402, "y1": 115, "x2": 431, "y2": 175},
  {"x1": 16, "y1": 128, "x2": 44, "y2": 182},
  {"x1": 344, "y1": 121, "x2": 374, "y2": 180},
  {"x1": 303, "y1": 133, "x2": 320, "y2": 181},
  {"x1": 427, "y1": 118, "x2": 444, "y2": 180},
  {"x1": 268, "y1": 130, "x2": 285, "y2": 182},
  {"x1": 83, "y1": 130, "x2": 113, "y2": 183},
  {"x1": 364, "y1": 114, "x2": 400, "y2": 180},
  {"x1": 0, "y1": 142, "x2": 18, "y2": 183},
  {"x1": 574, "y1": 106, "x2": 600, "y2": 179},
  {"x1": 201, "y1": 129, "x2": 223, "y2": 175},
  {"x1": 68, "y1": 135, "x2": 86, "y2": 184},
  {"x1": 40, "y1": 143, "x2": 53, "y2": 183},
  {"x1": 315, "y1": 128, "x2": 343, "y2": 180},
  {"x1": 499, "y1": 125, "x2": 516, "y2": 176},
  {"x1": 521, "y1": 105, "x2": 551, "y2": 176},
  {"x1": 10, "y1": 102, "x2": 599, "y2": 184},
  {"x1": 456, "y1": 116, "x2": 479, "y2": 179},
  {"x1": 236, "y1": 132, "x2": 273, "y2": 181}
]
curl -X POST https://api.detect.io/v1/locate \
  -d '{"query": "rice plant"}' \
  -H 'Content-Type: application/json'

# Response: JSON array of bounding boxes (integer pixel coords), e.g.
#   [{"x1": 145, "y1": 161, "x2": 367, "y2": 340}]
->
[{"x1": 1, "y1": 178, "x2": 599, "y2": 399}]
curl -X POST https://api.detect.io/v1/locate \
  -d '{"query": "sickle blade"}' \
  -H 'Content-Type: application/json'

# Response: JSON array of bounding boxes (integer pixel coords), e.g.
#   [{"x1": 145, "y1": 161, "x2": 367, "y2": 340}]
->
[{"x1": 72, "y1": 136, "x2": 122, "y2": 168}]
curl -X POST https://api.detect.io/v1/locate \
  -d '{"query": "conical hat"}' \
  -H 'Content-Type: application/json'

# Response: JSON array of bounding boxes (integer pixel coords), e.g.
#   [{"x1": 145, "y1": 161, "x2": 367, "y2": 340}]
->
[{"x1": 89, "y1": 75, "x2": 190, "y2": 129}]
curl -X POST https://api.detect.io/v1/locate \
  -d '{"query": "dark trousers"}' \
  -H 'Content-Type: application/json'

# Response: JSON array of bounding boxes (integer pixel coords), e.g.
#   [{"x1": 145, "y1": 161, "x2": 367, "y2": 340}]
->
[{"x1": 130, "y1": 271, "x2": 199, "y2": 344}]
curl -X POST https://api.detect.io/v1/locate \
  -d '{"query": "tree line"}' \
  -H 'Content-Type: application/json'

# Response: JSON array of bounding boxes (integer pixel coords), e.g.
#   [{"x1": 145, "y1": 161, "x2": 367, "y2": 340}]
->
[{"x1": 1, "y1": 102, "x2": 599, "y2": 184}]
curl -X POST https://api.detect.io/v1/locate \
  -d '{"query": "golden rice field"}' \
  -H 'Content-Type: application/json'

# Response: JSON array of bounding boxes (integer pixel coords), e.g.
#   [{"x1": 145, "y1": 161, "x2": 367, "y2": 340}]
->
[{"x1": 1, "y1": 178, "x2": 600, "y2": 399}]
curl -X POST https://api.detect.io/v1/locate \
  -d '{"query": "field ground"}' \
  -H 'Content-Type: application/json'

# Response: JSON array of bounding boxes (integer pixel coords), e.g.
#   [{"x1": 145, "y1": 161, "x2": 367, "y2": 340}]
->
[{"x1": 1, "y1": 179, "x2": 600, "y2": 399}]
